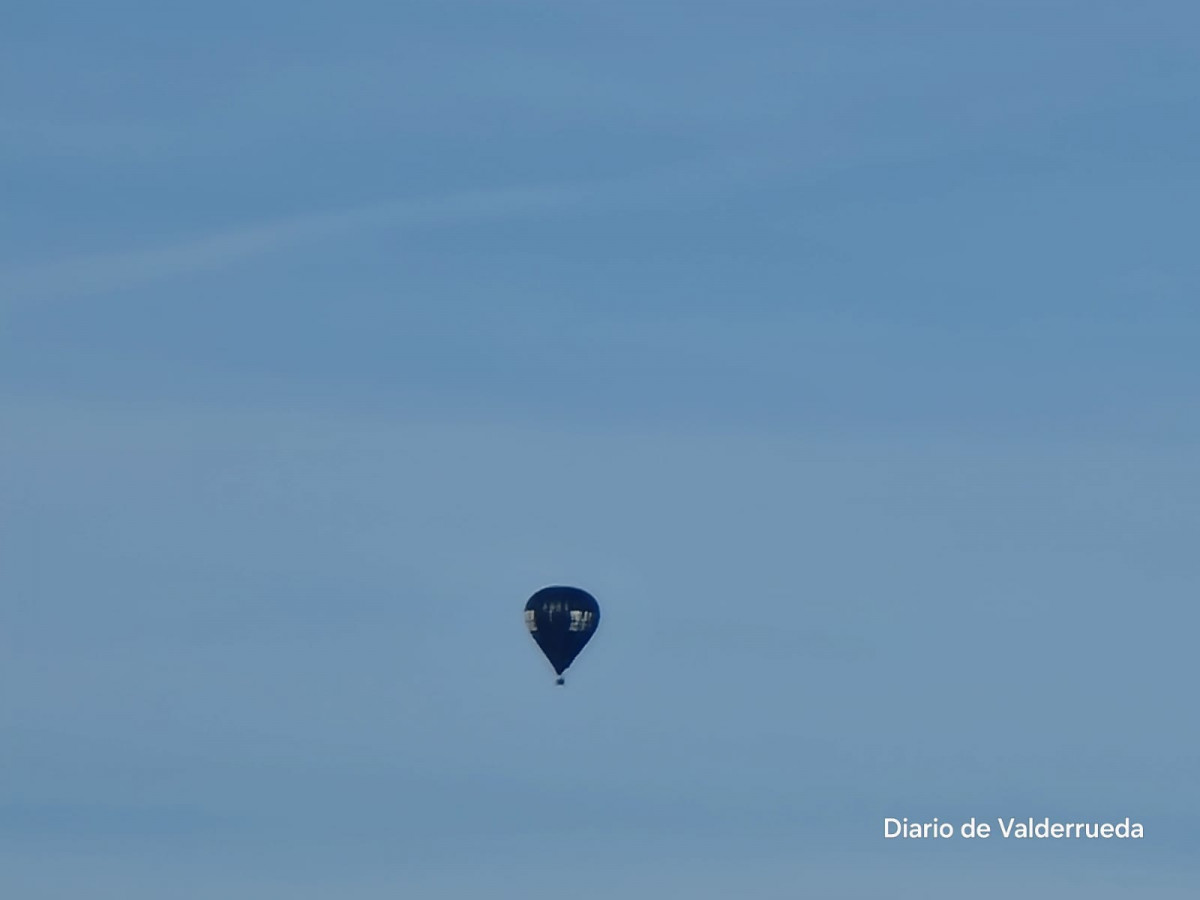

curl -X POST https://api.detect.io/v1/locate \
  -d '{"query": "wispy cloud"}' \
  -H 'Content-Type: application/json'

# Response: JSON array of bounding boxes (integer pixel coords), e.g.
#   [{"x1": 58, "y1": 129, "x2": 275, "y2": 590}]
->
[
  {"x1": 0, "y1": 155, "x2": 779, "y2": 306},
  {"x1": 0, "y1": 182, "x2": 597, "y2": 305}
]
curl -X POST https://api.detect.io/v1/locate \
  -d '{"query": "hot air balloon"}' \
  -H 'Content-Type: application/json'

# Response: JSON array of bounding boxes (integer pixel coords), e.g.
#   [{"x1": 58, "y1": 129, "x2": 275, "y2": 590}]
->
[{"x1": 524, "y1": 585, "x2": 600, "y2": 685}]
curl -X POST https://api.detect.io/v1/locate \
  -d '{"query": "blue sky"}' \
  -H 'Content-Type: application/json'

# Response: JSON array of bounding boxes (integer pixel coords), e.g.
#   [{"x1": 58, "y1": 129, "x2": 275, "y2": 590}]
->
[{"x1": 2, "y1": 2, "x2": 1198, "y2": 897}]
